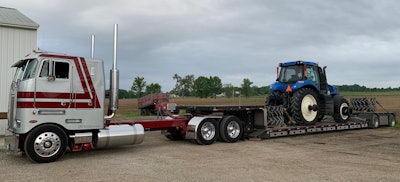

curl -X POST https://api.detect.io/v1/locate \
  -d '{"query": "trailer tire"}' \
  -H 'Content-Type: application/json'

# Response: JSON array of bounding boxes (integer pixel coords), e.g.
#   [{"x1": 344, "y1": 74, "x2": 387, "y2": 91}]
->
[
  {"x1": 24, "y1": 124, "x2": 68, "y2": 163},
  {"x1": 290, "y1": 88, "x2": 319, "y2": 125},
  {"x1": 195, "y1": 119, "x2": 217, "y2": 145},
  {"x1": 389, "y1": 115, "x2": 396, "y2": 127},
  {"x1": 333, "y1": 96, "x2": 350, "y2": 123},
  {"x1": 369, "y1": 114, "x2": 380, "y2": 129},
  {"x1": 219, "y1": 116, "x2": 242, "y2": 143}
]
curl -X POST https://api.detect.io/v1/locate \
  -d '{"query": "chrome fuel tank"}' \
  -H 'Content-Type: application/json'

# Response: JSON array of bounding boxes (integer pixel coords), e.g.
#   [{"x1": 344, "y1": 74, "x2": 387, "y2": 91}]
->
[{"x1": 96, "y1": 124, "x2": 144, "y2": 149}]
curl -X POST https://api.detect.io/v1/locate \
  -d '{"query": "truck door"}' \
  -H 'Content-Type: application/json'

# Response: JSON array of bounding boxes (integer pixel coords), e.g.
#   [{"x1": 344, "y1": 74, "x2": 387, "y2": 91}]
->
[{"x1": 36, "y1": 59, "x2": 72, "y2": 109}]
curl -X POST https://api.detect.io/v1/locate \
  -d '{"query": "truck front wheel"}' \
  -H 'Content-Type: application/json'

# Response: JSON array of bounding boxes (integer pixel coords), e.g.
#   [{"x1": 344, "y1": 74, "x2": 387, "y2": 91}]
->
[
  {"x1": 24, "y1": 124, "x2": 68, "y2": 163},
  {"x1": 219, "y1": 116, "x2": 242, "y2": 143}
]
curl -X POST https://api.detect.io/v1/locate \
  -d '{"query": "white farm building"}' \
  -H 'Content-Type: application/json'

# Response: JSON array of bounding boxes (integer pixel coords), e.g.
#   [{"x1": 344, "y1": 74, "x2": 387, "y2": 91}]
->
[{"x1": 0, "y1": 7, "x2": 39, "y2": 135}]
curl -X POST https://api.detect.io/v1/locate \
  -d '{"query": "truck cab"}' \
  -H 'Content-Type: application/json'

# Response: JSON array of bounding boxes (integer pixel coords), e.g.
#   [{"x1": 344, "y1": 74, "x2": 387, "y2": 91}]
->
[{"x1": 8, "y1": 52, "x2": 105, "y2": 134}]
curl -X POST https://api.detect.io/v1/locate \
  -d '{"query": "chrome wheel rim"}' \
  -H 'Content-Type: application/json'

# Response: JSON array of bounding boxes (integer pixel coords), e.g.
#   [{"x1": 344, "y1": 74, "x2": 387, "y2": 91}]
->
[
  {"x1": 33, "y1": 132, "x2": 61, "y2": 158},
  {"x1": 227, "y1": 121, "x2": 240, "y2": 138},
  {"x1": 201, "y1": 121, "x2": 216, "y2": 141}
]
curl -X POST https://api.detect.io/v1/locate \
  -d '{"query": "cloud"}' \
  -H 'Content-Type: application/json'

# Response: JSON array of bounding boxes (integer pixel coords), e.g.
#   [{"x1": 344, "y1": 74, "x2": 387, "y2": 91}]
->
[{"x1": 3, "y1": 0, "x2": 400, "y2": 91}]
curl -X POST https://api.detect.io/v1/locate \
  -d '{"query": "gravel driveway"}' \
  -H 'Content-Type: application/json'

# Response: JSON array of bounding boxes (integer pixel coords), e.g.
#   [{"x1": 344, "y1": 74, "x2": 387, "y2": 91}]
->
[{"x1": 1, "y1": 128, "x2": 399, "y2": 182}]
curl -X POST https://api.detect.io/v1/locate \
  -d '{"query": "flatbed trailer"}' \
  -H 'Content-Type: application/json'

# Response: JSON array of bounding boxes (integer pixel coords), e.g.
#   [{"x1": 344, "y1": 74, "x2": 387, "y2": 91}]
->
[{"x1": 116, "y1": 102, "x2": 396, "y2": 145}]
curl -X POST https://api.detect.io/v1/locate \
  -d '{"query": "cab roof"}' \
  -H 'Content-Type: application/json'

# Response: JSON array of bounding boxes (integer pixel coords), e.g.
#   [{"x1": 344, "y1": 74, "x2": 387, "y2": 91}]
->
[{"x1": 280, "y1": 61, "x2": 318, "y2": 67}]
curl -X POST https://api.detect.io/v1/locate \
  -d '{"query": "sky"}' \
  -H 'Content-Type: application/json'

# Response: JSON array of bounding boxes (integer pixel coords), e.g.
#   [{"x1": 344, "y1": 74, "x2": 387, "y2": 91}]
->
[{"x1": 3, "y1": 0, "x2": 400, "y2": 92}]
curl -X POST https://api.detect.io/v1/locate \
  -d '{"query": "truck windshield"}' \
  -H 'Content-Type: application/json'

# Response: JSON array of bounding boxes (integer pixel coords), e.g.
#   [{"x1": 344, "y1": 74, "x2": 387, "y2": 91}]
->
[
  {"x1": 12, "y1": 59, "x2": 38, "y2": 81},
  {"x1": 278, "y1": 65, "x2": 303, "y2": 83}
]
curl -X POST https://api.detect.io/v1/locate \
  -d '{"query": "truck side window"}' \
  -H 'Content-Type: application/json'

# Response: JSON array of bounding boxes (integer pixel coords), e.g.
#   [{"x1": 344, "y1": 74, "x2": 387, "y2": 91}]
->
[
  {"x1": 39, "y1": 60, "x2": 49, "y2": 77},
  {"x1": 54, "y1": 62, "x2": 69, "y2": 79}
]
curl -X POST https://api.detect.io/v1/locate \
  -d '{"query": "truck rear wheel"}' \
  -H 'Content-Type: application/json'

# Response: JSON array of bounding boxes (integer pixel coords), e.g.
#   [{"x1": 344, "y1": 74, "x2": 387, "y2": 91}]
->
[
  {"x1": 333, "y1": 96, "x2": 350, "y2": 123},
  {"x1": 195, "y1": 119, "x2": 217, "y2": 145},
  {"x1": 369, "y1": 114, "x2": 380, "y2": 129},
  {"x1": 140, "y1": 109, "x2": 150, "y2": 116},
  {"x1": 290, "y1": 88, "x2": 319, "y2": 125},
  {"x1": 389, "y1": 115, "x2": 396, "y2": 127},
  {"x1": 24, "y1": 124, "x2": 68, "y2": 163},
  {"x1": 219, "y1": 116, "x2": 242, "y2": 143}
]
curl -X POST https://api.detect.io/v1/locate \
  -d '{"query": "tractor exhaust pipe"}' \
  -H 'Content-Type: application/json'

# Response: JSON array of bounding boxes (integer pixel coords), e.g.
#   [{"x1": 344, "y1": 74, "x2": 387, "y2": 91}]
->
[{"x1": 105, "y1": 24, "x2": 119, "y2": 119}]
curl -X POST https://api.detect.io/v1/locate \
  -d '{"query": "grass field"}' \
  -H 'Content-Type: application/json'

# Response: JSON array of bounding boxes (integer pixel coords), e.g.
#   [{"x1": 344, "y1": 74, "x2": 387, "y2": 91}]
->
[{"x1": 113, "y1": 92, "x2": 400, "y2": 128}]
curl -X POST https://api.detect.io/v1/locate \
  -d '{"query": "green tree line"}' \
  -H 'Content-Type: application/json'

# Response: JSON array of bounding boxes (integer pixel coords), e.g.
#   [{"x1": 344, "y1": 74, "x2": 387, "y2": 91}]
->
[
  {"x1": 115, "y1": 76, "x2": 399, "y2": 99},
  {"x1": 116, "y1": 74, "x2": 270, "y2": 99}
]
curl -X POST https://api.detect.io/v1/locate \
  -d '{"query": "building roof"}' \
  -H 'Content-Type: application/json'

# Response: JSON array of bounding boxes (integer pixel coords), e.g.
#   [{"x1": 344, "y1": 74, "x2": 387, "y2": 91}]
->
[{"x1": 0, "y1": 7, "x2": 39, "y2": 30}]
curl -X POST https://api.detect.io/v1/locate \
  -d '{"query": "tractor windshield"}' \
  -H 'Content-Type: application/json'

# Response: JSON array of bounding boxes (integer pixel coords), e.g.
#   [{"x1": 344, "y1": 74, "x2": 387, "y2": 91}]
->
[{"x1": 277, "y1": 65, "x2": 303, "y2": 83}]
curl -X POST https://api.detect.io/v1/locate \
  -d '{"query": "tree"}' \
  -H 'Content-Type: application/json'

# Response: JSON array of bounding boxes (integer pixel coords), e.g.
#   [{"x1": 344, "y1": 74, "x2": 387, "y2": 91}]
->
[
  {"x1": 241, "y1": 78, "x2": 253, "y2": 98},
  {"x1": 131, "y1": 76, "x2": 146, "y2": 97},
  {"x1": 171, "y1": 74, "x2": 195, "y2": 97},
  {"x1": 223, "y1": 84, "x2": 235, "y2": 98},
  {"x1": 209, "y1": 76, "x2": 222, "y2": 98},
  {"x1": 194, "y1": 76, "x2": 211, "y2": 98},
  {"x1": 145, "y1": 83, "x2": 162, "y2": 95}
]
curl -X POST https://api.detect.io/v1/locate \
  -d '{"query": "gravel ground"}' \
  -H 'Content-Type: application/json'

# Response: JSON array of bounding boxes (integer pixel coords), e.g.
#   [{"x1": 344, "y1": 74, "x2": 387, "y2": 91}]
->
[{"x1": 1, "y1": 128, "x2": 400, "y2": 182}]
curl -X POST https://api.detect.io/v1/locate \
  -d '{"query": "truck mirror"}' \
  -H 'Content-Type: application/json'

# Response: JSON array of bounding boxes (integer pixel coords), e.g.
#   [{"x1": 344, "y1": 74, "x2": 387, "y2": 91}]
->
[{"x1": 48, "y1": 59, "x2": 55, "y2": 82}]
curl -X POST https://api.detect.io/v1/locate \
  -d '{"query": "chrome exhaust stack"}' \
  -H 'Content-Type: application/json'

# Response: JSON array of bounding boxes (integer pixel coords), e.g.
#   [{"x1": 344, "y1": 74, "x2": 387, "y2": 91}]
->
[{"x1": 105, "y1": 24, "x2": 119, "y2": 119}]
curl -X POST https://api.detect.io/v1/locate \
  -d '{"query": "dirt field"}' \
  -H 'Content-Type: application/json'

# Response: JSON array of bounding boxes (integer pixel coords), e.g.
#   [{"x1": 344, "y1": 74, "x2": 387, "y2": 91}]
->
[{"x1": 1, "y1": 128, "x2": 400, "y2": 181}]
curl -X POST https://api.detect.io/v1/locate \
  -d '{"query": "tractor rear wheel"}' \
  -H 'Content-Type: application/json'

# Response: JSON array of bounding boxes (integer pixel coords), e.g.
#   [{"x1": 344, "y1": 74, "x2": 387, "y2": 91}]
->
[
  {"x1": 266, "y1": 91, "x2": 284, "y2": 106},
  {"x1": 290, "y1": 88, "x2": 320, "y2": 125},
  {"x1": 333, "y1": 96, "x2": 351, "y2": 123}
]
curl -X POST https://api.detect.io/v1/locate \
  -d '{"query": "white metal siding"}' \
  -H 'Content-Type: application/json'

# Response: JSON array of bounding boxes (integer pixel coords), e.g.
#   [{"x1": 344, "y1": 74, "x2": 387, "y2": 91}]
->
[{"x1": 0, "y1": 26, "x2": 37, "y2": 135}]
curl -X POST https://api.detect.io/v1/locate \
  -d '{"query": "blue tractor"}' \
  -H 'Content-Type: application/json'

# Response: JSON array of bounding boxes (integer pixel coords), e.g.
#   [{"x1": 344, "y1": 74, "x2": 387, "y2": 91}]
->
[{"x1": 266, "y1": 61, "x2": 351, "y2": 125}]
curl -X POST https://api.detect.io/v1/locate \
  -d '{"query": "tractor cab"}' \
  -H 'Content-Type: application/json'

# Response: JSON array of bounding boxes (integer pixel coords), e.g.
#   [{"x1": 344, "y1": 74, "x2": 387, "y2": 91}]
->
[{"x1": 273, "y1": 61, "x2": 335, "y2": 95}]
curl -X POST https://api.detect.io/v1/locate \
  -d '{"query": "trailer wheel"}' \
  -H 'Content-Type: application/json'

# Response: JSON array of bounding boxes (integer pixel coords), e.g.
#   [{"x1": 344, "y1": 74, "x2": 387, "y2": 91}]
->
[
  {"x1": 333, "y1": 96, "x2": 350, "y2": 123},
  {"x1": 219, "y1": 116, "x2": 242, "y2": 143},
  {"x1": 24, "y1": 124, "x2": 68, "y2": 163},
  {"x1": 195, "y1": 119, "x2": 217, "y2": 145},
  {"x1": 290, "y1": 88, "x2": 319, "y2": 125},
  {"x1": 369, "y1": 114, "x2": 380, "y2": 129},
  {"x1": 389, "y1": 115, "x2": 396, "y2": 127}
]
